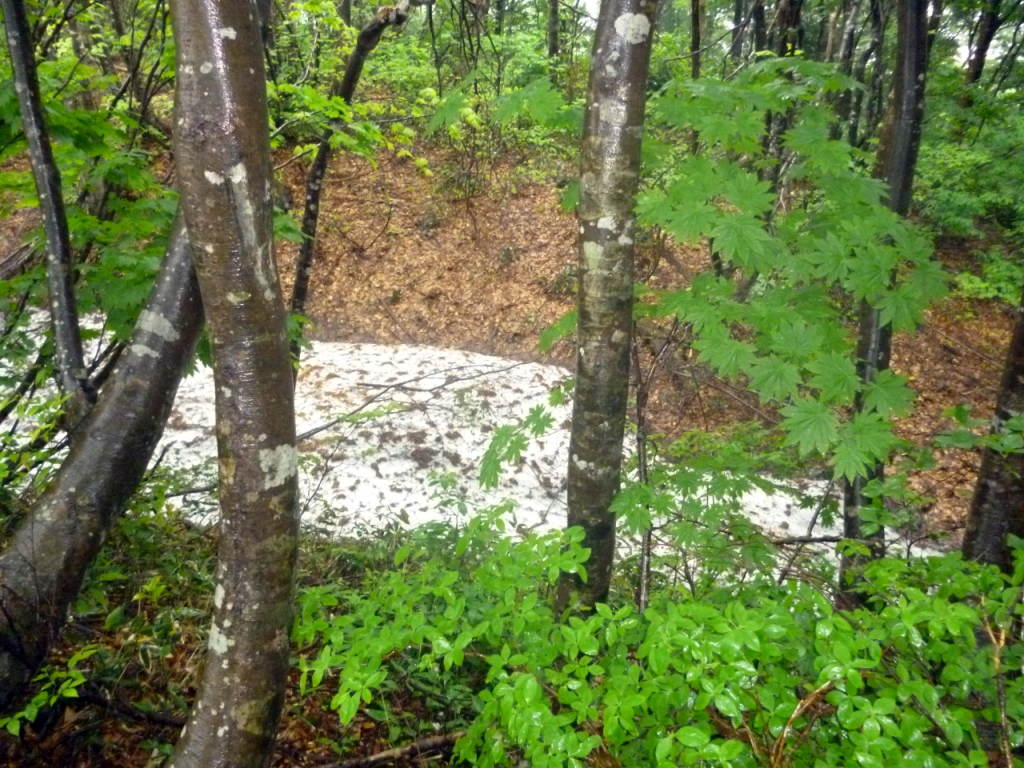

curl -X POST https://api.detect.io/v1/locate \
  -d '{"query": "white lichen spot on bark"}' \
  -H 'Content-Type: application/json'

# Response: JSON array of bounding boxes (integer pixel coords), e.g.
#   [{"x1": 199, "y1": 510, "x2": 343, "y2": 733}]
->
[
  {"x1": 597, "y1": 216, "x2": 617, "y2": 231},
  {"x1": 259, "y1": 444, "x2": 298, "y2": 490},
  {"x1": 220, "y1": 386, "x2": 232, "y2": 399},
  {"x1": 219, "y1": 27, "x2": 237, "y2": 40},
  {"x1": 182, "y1": 64, "x2": 194, "y2": 75},
  {"x1": 130, "y1": 343, "x2": 159, "y2": 359},
  {"x1": 619, "y1": 232, "x2": 633, "y2": 245},
  {"x1": 209, "y1": 623, "x2": 230, "y2": 654},
  {"x1": 200, "y1": 61, "x2": 214, "y2": 74},
  {"x1": 614, "y1": 13, "x2": 651, "y2": 44},
  {"x1": 138, "y1": 309, "x2": 180, "y2": 342},
  {"x1": 214, "y1": 584, "x2": 225, "y2": 608},
  {"x1": 204, "y1": 244, "x2": 214, "y2": 254},
  {"x1": 226, "y1": 291, "x2": 250, "y2": 304},
  {"x1": 582, "y1": 241, "x2": 605, "y2": 267},
  {"x1": 611, "y1": 329, "x2": 627, "y2": 343},
  {"x1": 605, "y1": 65, "x2": 617, "y2": 77},
  {"x1": 573, "y1": 454, "x2": 593, "y2": 472},
  {"x1": 205, "y1": 170, "x2": 225, "y2": 185},
  {"x1": 229, "y1": 162, "x2": 247, "y2": 184},
  {"x1": 599, "y1": 99, "x2": 628, "y2": 126},
  {"x1": 217, "y1": 725, "x2": 229, "y2": 737}
]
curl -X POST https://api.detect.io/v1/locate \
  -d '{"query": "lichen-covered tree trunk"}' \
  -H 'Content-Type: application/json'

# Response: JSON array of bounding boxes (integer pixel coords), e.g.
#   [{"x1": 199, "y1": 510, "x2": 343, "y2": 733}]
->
[
  {"x1": 548, "y1": 0, "x2": 560, "y2": 58},
  {"x1": 840, "y1": 0, "x2": 928, "y2": 594},
  {"x1": 963, "y1": 292, "x2": 1024, "y2": 573},
  {"x1": 167, "y1": 0, "x2": 297, "y2": 765},
  {"x1": 555, "y1": 0, "x2": 657, "y2": 612},
  {"x1": 0, "y1": 217, "x2": 203, "y2": 711},
  {"x1": 2, "y1": 0, "x2": 89, "y2": 427}
]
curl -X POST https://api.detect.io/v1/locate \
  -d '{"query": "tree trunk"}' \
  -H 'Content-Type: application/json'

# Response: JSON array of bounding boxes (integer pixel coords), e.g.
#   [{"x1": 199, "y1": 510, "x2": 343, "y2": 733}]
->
[
  {"x1": 2, "y1": 0, "x2": 89, "y2": 428},
  {"x1": 690, "y1": 0, "x2": 701, "y2": 79},
  {"x1": 752, "y1": 0, "x2": 767, "y2": 52},
  {"x1": 963, "y1": 291, "x2": 1024, "y2": 573},
  {"x1": 555, "y1": 0, "x2": 657, "y2": 612},
  {"x1": 289, "y1": 2, "x2": 411, "y2": 367},
  {"x1": 840, "y1": 0, "x2": 928, "y2": 596},
  {"x1": 0, "y1": 218, "x2": 203, "y2": 712},
  {"x1": 548, "y1": 0, "x2": 560, "y2": 59},
  {"x1": 167, "y1": 0, "x2": 297, "y2": 763}
]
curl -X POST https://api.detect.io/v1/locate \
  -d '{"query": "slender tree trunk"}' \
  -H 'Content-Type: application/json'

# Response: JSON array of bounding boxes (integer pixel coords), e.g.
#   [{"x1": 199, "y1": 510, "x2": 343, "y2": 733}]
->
[
  {"x1": 730, "y1": 0, "x2": 744, "y2": 60},
  {"x1": 690, "y1": 0, "x2": 701, "y2": 79},
  {"x1": 0, "y1": 218, "x2": 203, "y2": 712},
  {"x1": 167, "y1": 0, "x2": 297, "y2": 766},
  {"x1": 2, "y1": 0, "x2": 89, "y2": 428},
  {"x1": 555, "y1": 0, "x2": 658, "y2": 612},
  {"x1": 289, "y1": 2, "x2": 410, "y2": 367},
  {"x1": 840, "y1": 0, "x2": 928, "y2": 597},
  {"x1": 548, "y1": 0, "x2": 560, "y2": 59},
  {"x1": 963, "y1": 290, "x2": 1024, "y2": 573},
  {"x1": 752, "y1": 0, "x2": 767, "y2": 51}
]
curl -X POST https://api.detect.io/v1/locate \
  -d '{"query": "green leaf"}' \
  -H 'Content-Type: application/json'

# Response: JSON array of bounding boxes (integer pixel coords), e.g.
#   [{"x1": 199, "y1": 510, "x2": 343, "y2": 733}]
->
[
  {"x1": 748, "y1": 355, "x2": 801, "y2": 403},
  {"x1": 540, "y1": 310, "x2": 577, "y2": 353},
  {"x1": 676, "y1": 726, "x2": 710, "y2": 748},
  {"x1": 833, "y1": 412, "x2": 898, "y2": 480},
  {"x1": 781, "y1": 398, "x2": 839, "y2": 456},
  {"x1": 426, "y1": 91, "x2": 468, "y2": 133},
  {"x1": 694, "y1": 328, "x2": 755, "y2": 380},
  {"x1": 808, "y1": 351, "x2": 859, "y2": 404},
  {"x1": 861, "y1": 370, "x2": 915, "y2": 417}
]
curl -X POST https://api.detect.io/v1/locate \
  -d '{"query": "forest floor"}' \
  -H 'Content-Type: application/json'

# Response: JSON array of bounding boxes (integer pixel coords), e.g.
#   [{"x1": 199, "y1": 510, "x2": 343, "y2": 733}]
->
[{"x1": 0, "y1": 143, "x2": 1017, "y2": 767}]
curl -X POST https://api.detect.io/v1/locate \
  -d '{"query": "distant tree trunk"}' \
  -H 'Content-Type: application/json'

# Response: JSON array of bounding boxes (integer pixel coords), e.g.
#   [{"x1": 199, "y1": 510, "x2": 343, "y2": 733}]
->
[
  {"x1": 773, "y1": 0, "x2": 803, "y2": 55},
  {"x1": 555, "y1": 0, "x2": 657, "y2": 612},
  {"x1": 167, "y1": 0, "x2": 297, "y2": 765},
  {"x1": 963, "y1": 292, "x2": 1024, "y2": 573},
  {"x1": 690, "y1": 0, "x2": 701, "y2": 79},
  {"x1": 340, "y1": 0, "x2": 353, "y2": 26},
  {"x1": 548, "y1": 0, "x2": 560, "y2": 59},
  {"x1": 962, "y1": 0, "x2": 1004, "y2": 98},
  {"x1": 730, "y1": 0, "x2": 744, "y2": 60},
  {"x1": 848, "y1": 0, "x2": 888, "y2": 146},
  {"x1": 2, "y1": 0, "x2": 89, "y2": 428},
  {"x1": 0, "y1": 218, "x2": 203, "y2": 712},
  {"x1": 289, "y1": 2, "x2": 410, "y2": 368},
  {"x1": 840, "y1": 0, "x2": 928, "y2": 598},
  {"x1": 752, "y1": 0, "x2": 767, "y2": 51}
]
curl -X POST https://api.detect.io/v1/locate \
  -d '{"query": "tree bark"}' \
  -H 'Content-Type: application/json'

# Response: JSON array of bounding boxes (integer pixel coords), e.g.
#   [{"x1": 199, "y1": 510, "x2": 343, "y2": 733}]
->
[
  {"x1": 289, "y1": 2, "x2": 410, "y2": 366},
  {"x1": 963, "y1": 292, "x2": 1024, "y2": 573},
  {"x1": 555, "y1": 0, "x2": 657, "y2": 612},
  {"x1": 548, "y1": 0, "x2": 560, "y2": 59},
  {"x1": 690, "y1": 0, "x2": 701, "y2": 79},
  {"x1": 840, "y1": 0, "x2": 928, "y2": 595},
  {"x1": 2, "y1": 0, "x2": 89, "y2": 427},
  {"x1": 0, "y1": 217, "x2": 203, "y2": 712},
  {"x1": 167, "y1": 0, "x2": 297, "y2": 764}
]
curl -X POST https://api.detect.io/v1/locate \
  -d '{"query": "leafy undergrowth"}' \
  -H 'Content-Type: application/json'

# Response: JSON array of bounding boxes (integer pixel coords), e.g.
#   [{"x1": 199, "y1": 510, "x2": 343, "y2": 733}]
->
[{"x1": 2, "y1": 474, "x2": 1023, "y2": 768}]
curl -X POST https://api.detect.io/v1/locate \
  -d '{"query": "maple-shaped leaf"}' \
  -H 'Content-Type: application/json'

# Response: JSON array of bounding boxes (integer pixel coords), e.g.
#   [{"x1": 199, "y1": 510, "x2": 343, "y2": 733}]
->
[
  {"x1": 808, "y1": 351, "x2": 859, "y2": 405},
  {"x1": 720, "y1": 168, "x2": 775, "y2": 216},
  {"x1": 748, "y1": 355, "x2": 801, "y2": 403},
  {"x1": 636, "y1": 189, "x2": 672, "y2": 227},
  {"x1": 905, "y1": 258, "x2": 949, "y2": 302},
  {"x1": 694, "y1": 326, "x2": 755, "y2": 379},
  {"x1": 861, "y1": 369, "x2": 915, "y2": 417},
  {"x1": 845, "y1": 241, "x2": 899, "y2": 301},
  {"x1": 667, "y1": 202, "x2": 718, "y2": 243},
  {"x1": 770, "y1": 320, "x2": 823, "y2": 362},
  {"x1": 710, "y1": 215, "x2": 774, "y2": 271},
  {"x1": 832, "y1": 411, "x2": 898, "y2": 480},
  {"x1": 426, "y1": 91, "x2": 468, "y2": 133},
  {"x1": 877, "y1": 281, "x2": 929, "y2": 332},
  {"x1": 797, "y1": 233, "x2": 850, "y2": 284},
  {"x1": 781, "y1": 398, "x2": 838, "y2": 456}
]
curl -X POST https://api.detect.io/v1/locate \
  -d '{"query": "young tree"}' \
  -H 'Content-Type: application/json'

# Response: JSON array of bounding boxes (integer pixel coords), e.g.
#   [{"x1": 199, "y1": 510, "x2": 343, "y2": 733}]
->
[
  {"x1": 2, "y1": 0, "x2": 89, "y2": 428},
  {"x1": 0, "y1": 219, "x2": 203, "y2": 710},
  {"x1": 962, "y1": 297, "x2": 1024, "y2": 573},
  {"x1": 555, "y1": 0, "x2": 658, "y2": 612},
  {"x1": 166, "y1": 0, "x2": 297, "y2": 764},
  {"x1": 841, "y1": 0, "x2": 928, "y2": 591}
]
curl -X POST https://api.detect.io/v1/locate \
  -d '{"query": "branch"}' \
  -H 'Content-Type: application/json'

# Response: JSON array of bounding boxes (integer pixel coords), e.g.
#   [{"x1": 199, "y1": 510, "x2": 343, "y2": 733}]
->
[{"x1": 318, "y1": 731, "x2": 465, "y2": 768}]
